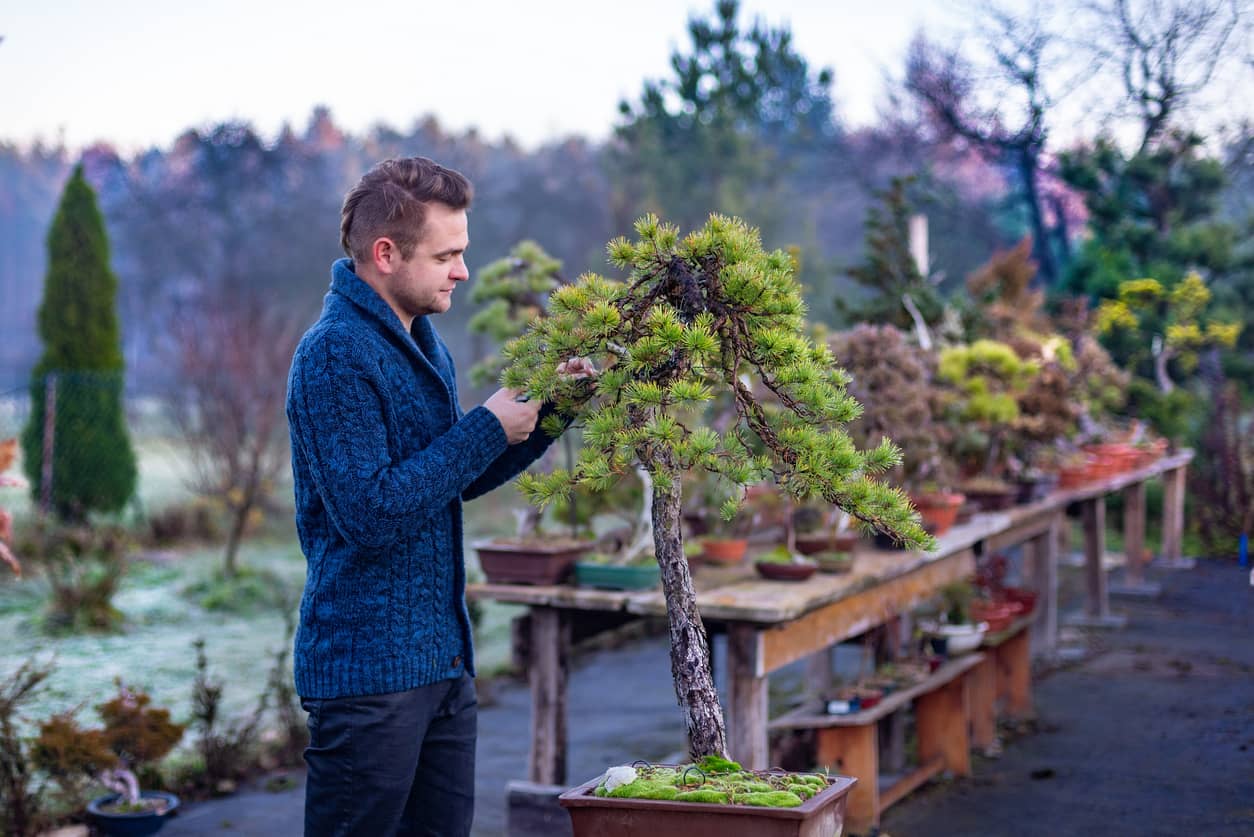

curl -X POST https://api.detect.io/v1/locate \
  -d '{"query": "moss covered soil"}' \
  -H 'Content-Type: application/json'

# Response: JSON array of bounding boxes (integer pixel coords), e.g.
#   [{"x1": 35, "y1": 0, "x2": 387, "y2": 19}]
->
[{"x1": 593, "y1": 756, "x2": 832, "y2": 808}]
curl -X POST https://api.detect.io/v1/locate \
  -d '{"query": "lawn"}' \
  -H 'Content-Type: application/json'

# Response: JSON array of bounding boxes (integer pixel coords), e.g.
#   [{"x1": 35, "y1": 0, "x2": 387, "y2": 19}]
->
[{"x1": 0, "y1": 433, "x2": 528, "y2": 734}]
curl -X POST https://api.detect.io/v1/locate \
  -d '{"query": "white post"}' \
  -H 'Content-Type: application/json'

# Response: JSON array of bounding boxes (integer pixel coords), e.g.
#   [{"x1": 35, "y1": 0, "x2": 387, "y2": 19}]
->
[{"x1": 909, "y1": 214, "x2": 929, "y2": 277}]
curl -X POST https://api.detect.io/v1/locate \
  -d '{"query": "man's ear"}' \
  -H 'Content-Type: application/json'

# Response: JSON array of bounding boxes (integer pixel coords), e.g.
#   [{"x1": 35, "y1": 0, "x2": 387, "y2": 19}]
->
[{"x1": 371, "y1": 237, "x2": 398, "y2": 274}]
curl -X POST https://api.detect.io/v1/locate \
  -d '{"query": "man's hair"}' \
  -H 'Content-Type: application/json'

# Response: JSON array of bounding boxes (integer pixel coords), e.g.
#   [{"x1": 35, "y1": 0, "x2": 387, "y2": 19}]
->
[{"x1": 340, "y1": 157, "x2": 473, "y2": 263}]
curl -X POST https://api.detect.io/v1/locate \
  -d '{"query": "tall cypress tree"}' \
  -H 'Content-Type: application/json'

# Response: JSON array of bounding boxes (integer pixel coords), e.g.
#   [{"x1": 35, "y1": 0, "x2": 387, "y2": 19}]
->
[{"x1": 21, "y1": 165, "x2": 137, "y2": 519}]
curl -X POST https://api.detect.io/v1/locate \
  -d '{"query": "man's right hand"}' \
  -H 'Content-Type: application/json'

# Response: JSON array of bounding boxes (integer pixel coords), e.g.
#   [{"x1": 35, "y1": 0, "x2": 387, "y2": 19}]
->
[{"x1": 483, "y1": 388, "x2": 541, "y2": 444}]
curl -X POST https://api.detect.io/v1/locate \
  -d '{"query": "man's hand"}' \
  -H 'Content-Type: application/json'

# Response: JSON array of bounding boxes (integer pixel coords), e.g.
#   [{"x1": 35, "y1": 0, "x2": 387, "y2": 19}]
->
[
  {"x1": 483, "y1": 388, "x2": 541, "y2": 444},
  {"x1": 556, "y1": 357, "x2": 598, "y2": 380}
]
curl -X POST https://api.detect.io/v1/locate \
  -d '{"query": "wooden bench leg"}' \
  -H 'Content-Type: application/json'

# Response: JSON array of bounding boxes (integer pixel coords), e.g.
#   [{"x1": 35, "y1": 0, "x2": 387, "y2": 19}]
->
[
  {"x1": 727, "y1": 624, "x2": 769, "y2": 769},
  {"x1": 916, "y1": 676, "x2": 970, "y2": 776},
  {"x1": 528, "y1": 607, "x2": 570, "y2": 785},
  {"x1": 1082, "y1": 498, "x2": 1110, "y2": 620},
  {"x1": 996, "y1": 630, "x2": 1033, "y2": 719},
  {"x1": 816, "y1": 725, "x2": 879, "y2": 834},
  {"x1": 968, "y1": 655, "x2": 998, "y2": 749}
]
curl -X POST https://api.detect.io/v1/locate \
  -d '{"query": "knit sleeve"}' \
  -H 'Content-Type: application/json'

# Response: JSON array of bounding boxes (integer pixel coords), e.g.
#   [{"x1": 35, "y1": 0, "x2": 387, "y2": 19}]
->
[
  {"x1": 289, "y1": 343, "x2": 509, "y2": 550},
  {"x1": 462, "y1": 401, "x2": 570, "y2": 501}
]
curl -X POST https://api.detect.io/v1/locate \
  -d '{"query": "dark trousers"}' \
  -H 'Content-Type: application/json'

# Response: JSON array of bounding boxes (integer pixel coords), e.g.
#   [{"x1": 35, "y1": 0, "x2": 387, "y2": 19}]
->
[{"x1": 302, "y1": 673, "x2": 477, "y2": 837}]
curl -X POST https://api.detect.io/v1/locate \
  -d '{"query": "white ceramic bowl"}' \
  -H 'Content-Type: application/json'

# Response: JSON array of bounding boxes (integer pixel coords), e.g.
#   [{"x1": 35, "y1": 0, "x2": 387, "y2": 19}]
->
[{"x1": 933, "y1": 622, "x2": 988, "y2": 655}]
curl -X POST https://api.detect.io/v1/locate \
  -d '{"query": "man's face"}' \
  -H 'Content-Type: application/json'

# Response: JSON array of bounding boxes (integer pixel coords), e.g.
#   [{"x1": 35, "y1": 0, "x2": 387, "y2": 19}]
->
[{"x1": 384, "y1": 203, "x2": 469, "y2": 322}]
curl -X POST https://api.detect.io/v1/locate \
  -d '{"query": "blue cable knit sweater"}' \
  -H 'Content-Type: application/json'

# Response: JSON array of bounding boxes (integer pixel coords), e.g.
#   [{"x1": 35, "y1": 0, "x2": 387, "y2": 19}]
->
[{"x1": 286, "y1": 258, "x2": 559, "y2": 699}]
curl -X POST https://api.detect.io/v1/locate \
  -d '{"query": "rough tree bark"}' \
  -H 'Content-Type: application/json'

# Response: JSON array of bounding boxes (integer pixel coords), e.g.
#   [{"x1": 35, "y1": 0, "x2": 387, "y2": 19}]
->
[{"x1": 650, "y1": 465, "x2": 727, "y2": 759}]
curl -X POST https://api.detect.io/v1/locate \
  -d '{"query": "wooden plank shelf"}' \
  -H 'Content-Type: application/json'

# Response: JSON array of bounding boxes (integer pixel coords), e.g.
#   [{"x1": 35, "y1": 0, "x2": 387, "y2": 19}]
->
[{"x1": 770, "y1": 653, "x2": 985, "y2": 730}]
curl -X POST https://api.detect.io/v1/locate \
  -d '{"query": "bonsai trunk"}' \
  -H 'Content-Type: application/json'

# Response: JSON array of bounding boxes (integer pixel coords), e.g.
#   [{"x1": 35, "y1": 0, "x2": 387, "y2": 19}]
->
[{"x1": 649, "y1": 467, "x2": 727, "y2": 759}]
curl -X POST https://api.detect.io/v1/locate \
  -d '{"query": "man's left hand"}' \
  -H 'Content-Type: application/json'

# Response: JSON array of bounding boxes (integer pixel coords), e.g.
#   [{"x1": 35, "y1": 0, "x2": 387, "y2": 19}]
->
[{"x1": 556, "y1": 357, "x2": 598, "y2": 380}]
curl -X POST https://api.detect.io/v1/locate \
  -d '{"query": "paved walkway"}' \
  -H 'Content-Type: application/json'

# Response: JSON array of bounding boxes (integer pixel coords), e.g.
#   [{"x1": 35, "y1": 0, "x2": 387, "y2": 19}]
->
[{"x1": 163, "y1": 560, "x2": 1253, "y2": 836}]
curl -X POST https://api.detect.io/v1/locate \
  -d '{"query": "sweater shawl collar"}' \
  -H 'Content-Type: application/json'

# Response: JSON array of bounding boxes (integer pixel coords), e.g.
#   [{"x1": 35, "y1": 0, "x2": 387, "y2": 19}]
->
[{"x1": 327, "y1": 258, "x2": 454, "y2": 397}]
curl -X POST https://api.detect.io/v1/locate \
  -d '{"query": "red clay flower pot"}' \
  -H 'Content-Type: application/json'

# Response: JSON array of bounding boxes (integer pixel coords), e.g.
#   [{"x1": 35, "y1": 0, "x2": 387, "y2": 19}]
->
[
  {"x1": 909, "y1": 492, "x2": 966, "y2": 536},
  {"x1": 700, "y1": 538, "x2": 749, "y2": 566}
]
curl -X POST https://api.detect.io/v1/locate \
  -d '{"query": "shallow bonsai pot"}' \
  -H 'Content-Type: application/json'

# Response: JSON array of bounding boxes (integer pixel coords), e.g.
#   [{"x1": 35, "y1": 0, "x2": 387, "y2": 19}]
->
[
  {"x1": 700, "y1": 538, "x2": 749, "y2": 566},
  {"x1": 1014, "y1": 475, "x2": 1057, "y2": 504},
  {"x1": 574, "y1": 561, "x2": 661, "y2": 591},
  {"x1": 812, "y1": 552, "x2": 853, "y2": 574},
  {"x1": 794, "y1": 530, "x2": 859, "y2": 555},
  {"x1": 754, "y1": 561, "x2": 817, "y2": 581},
  {"x1": 559, "y1": 769, "x2": 856, "y2": 837},
  {"x1": 961, "y1": 486, "x2": 1017, "y2": 512},
  {"x1": 473, "y1": 539, "x2": 592, "y2": 585},
  {"x1": 88, "y1": 791, "x2": 180, "y2": 837},
  {"x1": 909, "y1": 492, "x2": 965, "y2": 536}
]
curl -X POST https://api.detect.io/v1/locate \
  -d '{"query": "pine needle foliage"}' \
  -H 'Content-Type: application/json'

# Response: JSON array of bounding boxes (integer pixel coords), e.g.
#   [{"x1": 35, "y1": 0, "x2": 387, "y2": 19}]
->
[{"x1": 503, "y1": 214, "x2": 933, "y2": 549}]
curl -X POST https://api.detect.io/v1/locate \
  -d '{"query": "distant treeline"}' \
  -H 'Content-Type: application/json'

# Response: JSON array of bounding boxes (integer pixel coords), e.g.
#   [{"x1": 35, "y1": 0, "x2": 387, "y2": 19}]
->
[{"x1": 0, "y1": 107, "x2": 1025, "y2": 396}]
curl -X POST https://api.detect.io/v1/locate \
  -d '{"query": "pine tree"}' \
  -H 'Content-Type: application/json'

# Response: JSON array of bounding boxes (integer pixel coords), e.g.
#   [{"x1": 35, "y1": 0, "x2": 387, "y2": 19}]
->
[
  {"x1": 838, "y1": 178, "x2": 943, "y2": 331},
  {"x1": 21, "y1": 166, "x2": 137, "y2": 520},
  {"x1": 502, "y1": 214, "x2": 932, "y2": 759}
]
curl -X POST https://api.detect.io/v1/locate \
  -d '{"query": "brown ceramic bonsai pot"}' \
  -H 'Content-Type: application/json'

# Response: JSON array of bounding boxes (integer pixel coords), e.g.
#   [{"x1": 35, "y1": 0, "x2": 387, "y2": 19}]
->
[
  {"x1": 473, "y1": 538, "x2": 593, "y2": 585},
  {"x1": 558, "y1": 770, "x2": 856, "y2": 837},
  {"x1": 754, "y1": 560, "x2": 817, "y2": 581},
  {"x1": 699, "y1": 538, "x2": 749, "y2": 566},
  {"x1": 908, "y1": 492, "x2": 965, "y2": 536},
  {"x1": 793, "y1": 530, "x2": 859, "y2": 555}
]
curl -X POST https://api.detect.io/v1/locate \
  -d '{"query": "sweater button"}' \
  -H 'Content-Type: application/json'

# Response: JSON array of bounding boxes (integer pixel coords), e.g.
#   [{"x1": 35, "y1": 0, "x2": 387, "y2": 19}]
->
[{"x1": 452, "y1": 656, "x2": 462, "y2": 667}]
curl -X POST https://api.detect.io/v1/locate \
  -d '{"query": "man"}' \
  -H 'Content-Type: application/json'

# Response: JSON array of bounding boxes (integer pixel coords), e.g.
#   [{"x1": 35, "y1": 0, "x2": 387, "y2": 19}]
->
[{"x1": 286, "y1": 157, "x2": 587, "y2": 836}]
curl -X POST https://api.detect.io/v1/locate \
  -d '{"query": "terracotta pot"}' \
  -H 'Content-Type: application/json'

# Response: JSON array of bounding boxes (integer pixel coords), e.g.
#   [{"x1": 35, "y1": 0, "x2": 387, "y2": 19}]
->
[
  {"x1": 999, "y1": 586, "x2": 1038, "y2": 614},
  {"x1": 909, "y1": 492, "x2": 965, "y2": 536},
  {"x1": 700, "y1": 538, "x2": 748, "y2": 566},
  {"x1": 473, "y1": 539, "x2": 592, "y2": 585},
  {"x1": 754, "y1": 560, "x2": 817, "y2": 581},
  {"x1": 970, "y1": 600, "x2": 1017, "y2": 633},
  {"x1": 1058, "y1": 463, "x2": 1091, "y2": 489},
  {"x1": 559, "y1": 770, "x2": 856, "y2": 837}
]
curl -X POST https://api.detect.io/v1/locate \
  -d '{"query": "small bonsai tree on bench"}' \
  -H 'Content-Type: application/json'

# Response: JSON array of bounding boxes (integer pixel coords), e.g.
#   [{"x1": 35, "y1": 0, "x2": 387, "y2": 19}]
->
[{"x1": 502, "y1": 214, "x2": 933, "y2": 760}]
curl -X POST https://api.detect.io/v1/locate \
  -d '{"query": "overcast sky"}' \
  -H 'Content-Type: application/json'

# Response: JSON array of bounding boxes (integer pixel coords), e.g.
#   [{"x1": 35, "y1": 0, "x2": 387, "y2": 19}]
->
[
  {"x1": 2, "y1": 1, "x2": 1249, "y2": 154},
  {"x1": 1, "y1": 0, "x2": 963, "y2": 152}
]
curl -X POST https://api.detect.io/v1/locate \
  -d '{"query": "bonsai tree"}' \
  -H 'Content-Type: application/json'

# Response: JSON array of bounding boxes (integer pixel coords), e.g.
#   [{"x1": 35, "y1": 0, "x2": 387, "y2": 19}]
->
[
  {"x1": 1094, "y1": 272, "x2": 1241, "y2": 443},
  {"x1": 468, "y1": 240, "x2": 608, "y2": 546},
  {"x1": 502, "y1": 214, "x2": 932, "y2": 759},
  {"x1": 32, "y1": 680, "x2": 183, "y2": 815},
  {"x1": 936, "y1": 339, "x2": 1040, "y2": 481},
  {"x1": 828, "y1": 324, "x2": 947, "y2": 494}
]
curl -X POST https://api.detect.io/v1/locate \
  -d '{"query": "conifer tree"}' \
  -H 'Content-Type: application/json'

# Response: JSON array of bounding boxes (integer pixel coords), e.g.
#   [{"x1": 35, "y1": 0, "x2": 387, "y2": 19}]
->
[
  {"x1": 838, "y1": 178, "x2": 943, "y2": 331},
  {"x1": 502, "y1": 214, "x2": 932, "y2": 759},
  {"x1": 21, "y1": 166, "x2": 136, "y2": 519}
]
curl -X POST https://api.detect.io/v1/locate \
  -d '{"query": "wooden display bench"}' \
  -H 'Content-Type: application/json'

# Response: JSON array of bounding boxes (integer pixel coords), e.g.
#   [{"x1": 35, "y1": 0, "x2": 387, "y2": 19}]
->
[
  {"x1": 769, "y1": 653, "x2": 984, "y2": 835},
  {"x1": 968, "y1": 615, "x2": 1034, "y2": 750}
]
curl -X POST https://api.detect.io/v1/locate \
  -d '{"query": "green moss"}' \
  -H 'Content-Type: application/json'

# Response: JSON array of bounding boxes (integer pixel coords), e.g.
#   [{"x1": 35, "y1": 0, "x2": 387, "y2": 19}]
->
[
  {"x1": 607, "y1": 779, "x2": 678, "y2": 799},
  {"x1": 696, "y1": 754, "x2": 742, "y2": 774},
  {"x1": 674, "y1": 789, "x2": 728, "y2": 803},
  {"x1": 729, "y1": 780, "x2": 773, "y2": 793},
  {"x1": 740, "y1": 791, "x2": 804, "y2": 807}
]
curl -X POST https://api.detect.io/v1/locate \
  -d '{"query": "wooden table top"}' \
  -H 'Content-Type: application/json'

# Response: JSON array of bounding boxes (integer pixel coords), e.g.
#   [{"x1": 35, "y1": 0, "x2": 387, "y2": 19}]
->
[{"x1": 467, "y1": 450, "x2": 1193, "y2": 624}]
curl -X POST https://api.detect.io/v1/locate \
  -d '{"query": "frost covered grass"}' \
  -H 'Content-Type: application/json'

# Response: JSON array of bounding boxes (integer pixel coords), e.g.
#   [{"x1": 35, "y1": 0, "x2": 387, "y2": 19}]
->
[{"x1": 0, "y1": 470, "x2": 528, "y2": 734}]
